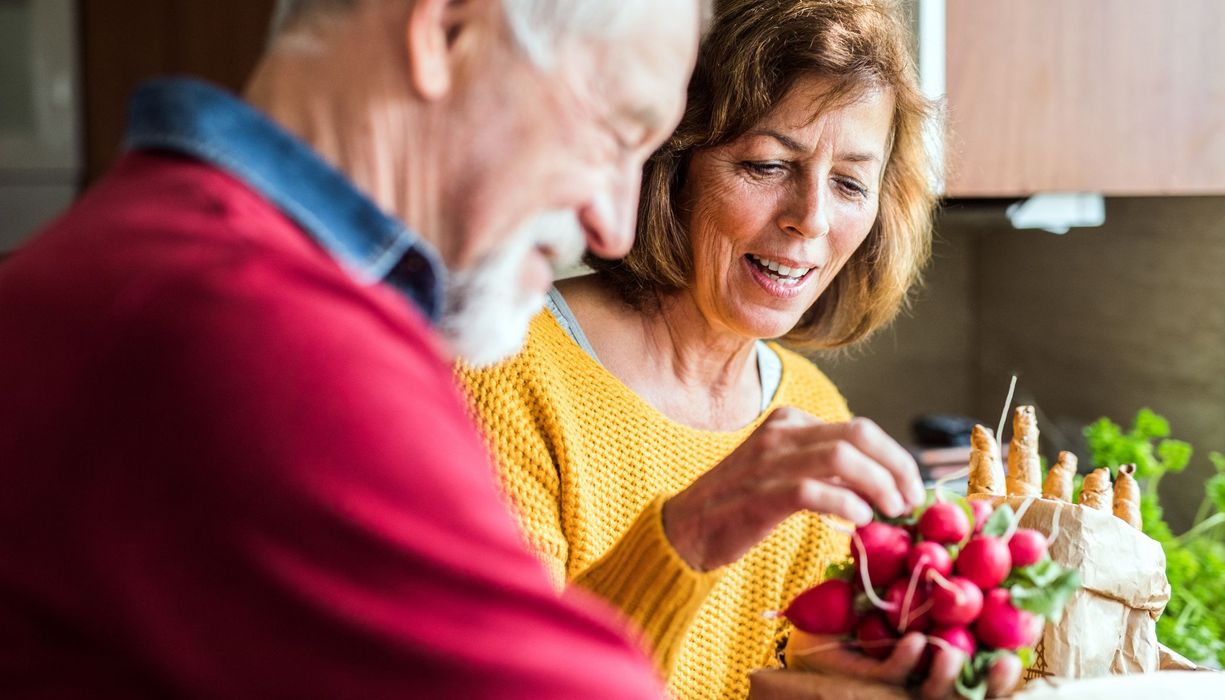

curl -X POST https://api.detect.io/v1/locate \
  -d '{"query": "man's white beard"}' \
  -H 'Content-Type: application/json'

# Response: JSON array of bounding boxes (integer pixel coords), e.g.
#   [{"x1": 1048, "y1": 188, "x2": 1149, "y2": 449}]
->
[{"x1": 441, "y1": 211, "x2": 586, "y2": 367}]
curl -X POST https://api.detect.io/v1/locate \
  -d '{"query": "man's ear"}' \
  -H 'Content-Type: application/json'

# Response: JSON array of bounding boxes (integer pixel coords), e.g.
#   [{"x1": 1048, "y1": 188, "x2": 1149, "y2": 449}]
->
[{"x1": 406, "y1": 0, "x2": 485, "y2": 100}]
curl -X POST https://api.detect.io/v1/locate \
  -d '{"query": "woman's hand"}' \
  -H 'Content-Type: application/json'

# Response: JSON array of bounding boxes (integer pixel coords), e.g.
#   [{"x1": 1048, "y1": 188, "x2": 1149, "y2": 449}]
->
[
  {"x1": 662, "y1": 407, "x2": 925, "y2": 572},
  {"x1": 787, "y1": 630, "x2": 1022, "y2": 700}
]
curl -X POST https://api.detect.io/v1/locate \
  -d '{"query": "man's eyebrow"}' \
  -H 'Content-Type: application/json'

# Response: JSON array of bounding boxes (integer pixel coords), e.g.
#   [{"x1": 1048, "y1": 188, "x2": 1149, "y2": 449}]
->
[{"x1": 621, "y1": 105, "x2": 667, "y2": 140}]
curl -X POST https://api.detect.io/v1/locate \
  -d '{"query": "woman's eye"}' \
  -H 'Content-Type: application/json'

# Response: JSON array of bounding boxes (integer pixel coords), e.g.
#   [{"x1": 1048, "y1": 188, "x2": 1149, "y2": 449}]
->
[
  {"x1": 834, "y1": 177, "x2": 869, "y2": 198},
  {"x1": 742, "y1": 161, "x2": 787, "y2": 177}
]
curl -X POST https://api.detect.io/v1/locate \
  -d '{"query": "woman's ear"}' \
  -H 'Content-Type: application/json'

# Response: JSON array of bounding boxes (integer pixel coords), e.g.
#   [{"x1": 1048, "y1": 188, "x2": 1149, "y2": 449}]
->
[{"x1": 406, "y1": 0, "x2": 484, "y2": 100}]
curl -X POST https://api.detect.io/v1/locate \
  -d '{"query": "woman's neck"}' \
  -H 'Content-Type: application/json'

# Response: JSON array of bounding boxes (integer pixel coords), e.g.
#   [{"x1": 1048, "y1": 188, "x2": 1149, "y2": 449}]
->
[{"x1": 559, "y1": 276, "x2": 763, "y2": 431}]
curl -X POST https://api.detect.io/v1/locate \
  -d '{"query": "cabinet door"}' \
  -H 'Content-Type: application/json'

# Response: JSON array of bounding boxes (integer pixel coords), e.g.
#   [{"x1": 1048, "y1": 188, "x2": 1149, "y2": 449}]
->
[
  {"x1": 944, "y1": 0, "x2": 1225, "y2": 197},
  {"x1": 81, "y1": 0, "x2": 277, "y2": 182}
]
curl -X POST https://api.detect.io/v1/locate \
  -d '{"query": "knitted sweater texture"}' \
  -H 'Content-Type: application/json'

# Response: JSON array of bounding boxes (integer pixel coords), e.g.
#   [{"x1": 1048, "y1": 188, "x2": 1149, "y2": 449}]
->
[{"x1": 460, "y1": 312, "x2": 853, "y2": 699}]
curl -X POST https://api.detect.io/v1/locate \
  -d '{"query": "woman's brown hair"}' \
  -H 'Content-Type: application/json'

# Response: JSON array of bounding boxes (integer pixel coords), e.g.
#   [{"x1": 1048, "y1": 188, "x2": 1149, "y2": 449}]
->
[{"x1": 586, "y1": 0, "x2": 941, "y2": 349}]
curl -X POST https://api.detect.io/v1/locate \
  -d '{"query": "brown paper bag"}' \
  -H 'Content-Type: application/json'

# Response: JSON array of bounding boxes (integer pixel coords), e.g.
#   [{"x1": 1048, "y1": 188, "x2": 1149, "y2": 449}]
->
[{"x1": 981, "y1": 496, "x2": 1170, "y2": 682}]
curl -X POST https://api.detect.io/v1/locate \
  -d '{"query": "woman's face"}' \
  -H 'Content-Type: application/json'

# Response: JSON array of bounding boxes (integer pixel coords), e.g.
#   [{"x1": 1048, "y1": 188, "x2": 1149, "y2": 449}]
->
[{"x1": 682, "y1": 75, "x2": 895, "y2": 341}]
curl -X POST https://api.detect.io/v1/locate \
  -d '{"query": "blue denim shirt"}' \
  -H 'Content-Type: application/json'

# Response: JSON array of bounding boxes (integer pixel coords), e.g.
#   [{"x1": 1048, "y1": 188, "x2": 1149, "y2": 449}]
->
[{"x1": 123, "y1": 77, "x2": 445, "y2": 323}]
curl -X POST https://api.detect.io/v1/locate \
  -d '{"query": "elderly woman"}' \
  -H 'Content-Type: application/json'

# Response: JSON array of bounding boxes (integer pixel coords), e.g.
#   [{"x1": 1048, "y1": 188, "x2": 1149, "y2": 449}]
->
[{"x1": 462, "y1": 1, "x2": 1015, "y2": 698}]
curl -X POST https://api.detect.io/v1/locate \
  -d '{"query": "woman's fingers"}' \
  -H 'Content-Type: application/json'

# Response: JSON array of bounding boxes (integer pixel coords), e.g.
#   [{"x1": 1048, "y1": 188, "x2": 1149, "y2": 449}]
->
[
  {"x1": 801, "y1": 418, "x2": 926, "y2": 508},
  {"x1": 664, "y1": 412, "x2": 921, "y2": 570},
  {"x1": 788, "y1": 630, "x2": 924, "y2": 684},
  {"x1": 985, "y1": 652, "x2": 1022, "y2": 697},
  {"x1": 780, "y1": 419, "x2": 924, "y2": 506},
  {"x1": 764, "y1": 478, "x2": 874, "y2": 526},
  {"x1": 775, "y1": 439, "x2": 909, "y2": 519},
  {"x1": 918, "y1": 646, "x2": 966, "y2": 700},
  {"x1": 788, "y1": 629, "x2": 1023, "y2": 700}
]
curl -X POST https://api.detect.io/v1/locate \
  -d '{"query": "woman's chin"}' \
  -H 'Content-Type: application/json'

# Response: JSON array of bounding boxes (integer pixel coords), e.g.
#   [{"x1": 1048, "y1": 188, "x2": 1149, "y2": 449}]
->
[{"x1": 733, "y1": 314, "x2": 804, "y2": 343}]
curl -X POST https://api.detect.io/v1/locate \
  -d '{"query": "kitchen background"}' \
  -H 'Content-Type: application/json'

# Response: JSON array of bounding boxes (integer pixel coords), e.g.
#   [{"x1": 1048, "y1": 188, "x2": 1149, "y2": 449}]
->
[{"x1": 3, "y1": 0, "x2": 1223, "y2": 533}]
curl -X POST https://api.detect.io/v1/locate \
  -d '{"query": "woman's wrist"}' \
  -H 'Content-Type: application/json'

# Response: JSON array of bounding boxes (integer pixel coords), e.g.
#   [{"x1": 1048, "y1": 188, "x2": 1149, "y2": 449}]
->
[{"x1": 661, "y1": 492, "x2": 709, "y2": 571}]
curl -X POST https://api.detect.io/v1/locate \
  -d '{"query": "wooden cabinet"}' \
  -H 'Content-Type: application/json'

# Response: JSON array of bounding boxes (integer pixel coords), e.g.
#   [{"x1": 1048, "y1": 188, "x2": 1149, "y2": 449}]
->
[
  {"x1": 943, "y1": 0, "x2": 1225, "y2": 197},
  {"x1": 81, "y1": 0, "x2": 276, "y2": 182}
]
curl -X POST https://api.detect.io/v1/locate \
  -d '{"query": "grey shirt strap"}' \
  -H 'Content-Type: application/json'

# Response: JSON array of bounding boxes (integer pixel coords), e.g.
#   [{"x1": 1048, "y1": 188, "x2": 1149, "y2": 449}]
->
[
  {"x1": 544, "y1": 287, "x2": 782, "y2": 413},
  {"x1": 545, "y1": 288, "x2": 601, "y2": 362}
]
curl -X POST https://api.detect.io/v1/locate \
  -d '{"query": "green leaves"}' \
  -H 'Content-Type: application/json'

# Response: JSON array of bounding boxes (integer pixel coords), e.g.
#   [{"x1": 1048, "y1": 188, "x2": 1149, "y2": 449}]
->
[
  {"x1": 1083, "y1": 409, "x2": 1190, "y2": 480},
  {"x1": 1208, "y1": 475, "x2": 1225, "y2": 517},
  {"x1": 1211, "y1": 451, "x2": 1225, "y2": 474},
  {"x1": 1006, "y1": 559, "x2": 1081, "y2": 620},
  {"x1": 1158, "y1": 439, "x2": 1193, "y2": 474},
  {"x1": 1133, "y1": 408, "x2": 1170, "y2": 440},
  {"x1": 824, "y1": 559, "x2": 854, "y2": 582},
  {"x1": 980, "y1": 503, "x2": 1014, "y2": 539},
  {"x1": 1084, "y1": 409, "x2": 1225, "y2": 669},
  {"x1": 954, "y1": 648, "x2": 1014, "y2": 700}
]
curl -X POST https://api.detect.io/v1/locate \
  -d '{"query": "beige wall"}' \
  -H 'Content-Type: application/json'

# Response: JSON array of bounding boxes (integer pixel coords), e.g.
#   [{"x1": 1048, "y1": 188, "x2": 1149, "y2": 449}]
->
[
  {"x1": 815, "y1": 223, "x2": 978, "y2": 442},
  {"x1": 812, "y1": 198, "x2": 1225, "y2": 531}
]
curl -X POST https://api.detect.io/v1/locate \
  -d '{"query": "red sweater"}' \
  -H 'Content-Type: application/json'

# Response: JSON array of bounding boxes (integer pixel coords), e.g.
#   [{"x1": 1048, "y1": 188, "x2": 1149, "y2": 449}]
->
[{"x1": 0, "y1": 153, "x2": 662, "y2": 698}]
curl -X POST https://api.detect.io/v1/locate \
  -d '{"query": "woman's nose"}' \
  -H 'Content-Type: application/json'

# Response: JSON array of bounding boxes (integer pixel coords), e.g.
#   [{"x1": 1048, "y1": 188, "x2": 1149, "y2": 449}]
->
[{"x1": 782, "y1": 181, "x2": 831, "y2": 240}]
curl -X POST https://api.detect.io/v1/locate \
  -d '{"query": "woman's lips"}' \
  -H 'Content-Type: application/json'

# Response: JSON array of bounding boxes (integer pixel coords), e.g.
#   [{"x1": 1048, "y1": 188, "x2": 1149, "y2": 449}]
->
[{"x1": 743, "y1": 254, "x2": 816, "y2": 299}]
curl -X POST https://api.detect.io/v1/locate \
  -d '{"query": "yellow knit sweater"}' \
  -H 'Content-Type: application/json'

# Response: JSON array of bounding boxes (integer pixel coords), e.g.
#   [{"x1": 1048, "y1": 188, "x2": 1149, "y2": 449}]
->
[{"x1": 459, "y1": 312, "x2": 852, "y2": 699}]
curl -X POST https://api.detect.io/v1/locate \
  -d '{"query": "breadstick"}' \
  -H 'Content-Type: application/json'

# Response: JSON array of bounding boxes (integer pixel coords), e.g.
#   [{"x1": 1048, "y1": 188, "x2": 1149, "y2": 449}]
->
[
  {"x1": 1042, "y1": 451, "x2": 1077, "y2": 502},
  {"x1": 1006, "y1": 406, "x2": 1042, "y2": 497},
  {"x1": 1079, "y1": 467, "x2": 1113, "y2": 512},
  {"x1": 967, "y1": 424, "x2": 1006, "y2": 497},
  {"x1": 1113, "y1": 463, "x2": 1142, "y2": 528}
]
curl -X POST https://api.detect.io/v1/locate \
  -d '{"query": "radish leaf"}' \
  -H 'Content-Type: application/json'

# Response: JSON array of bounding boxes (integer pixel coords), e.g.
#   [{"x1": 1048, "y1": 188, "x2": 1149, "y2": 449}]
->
[
  {"x1": 981, "y1": 504, "x2": 1014, "y2": 539},
  {"x1": 1007, "y1": 560, "x2": 1080, "y2": 619}
]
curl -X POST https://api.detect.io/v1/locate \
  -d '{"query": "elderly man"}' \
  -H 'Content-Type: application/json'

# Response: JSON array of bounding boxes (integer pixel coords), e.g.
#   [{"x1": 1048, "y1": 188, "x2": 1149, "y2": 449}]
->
[{"x1": 0, "y1": 0, "x2": 700, "y2": 696}]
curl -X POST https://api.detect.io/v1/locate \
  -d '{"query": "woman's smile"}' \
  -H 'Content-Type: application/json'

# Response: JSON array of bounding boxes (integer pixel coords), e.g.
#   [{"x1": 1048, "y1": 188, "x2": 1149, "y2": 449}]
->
[{"x1": 742, "y1": 253, "x2": 818, "y2": 299}]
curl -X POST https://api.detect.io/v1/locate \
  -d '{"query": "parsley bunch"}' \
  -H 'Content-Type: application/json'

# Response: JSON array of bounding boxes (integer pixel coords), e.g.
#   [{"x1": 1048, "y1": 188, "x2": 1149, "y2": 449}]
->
[{"x1": 1083, "y1": 408, "x2": 1225, "y2": 668}]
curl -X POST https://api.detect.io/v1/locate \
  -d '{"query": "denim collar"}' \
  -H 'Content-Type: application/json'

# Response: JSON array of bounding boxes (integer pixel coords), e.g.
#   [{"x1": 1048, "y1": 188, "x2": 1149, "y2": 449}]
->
[{"x1": 123, "y1": 77, "x2": 445, "y2": 323}]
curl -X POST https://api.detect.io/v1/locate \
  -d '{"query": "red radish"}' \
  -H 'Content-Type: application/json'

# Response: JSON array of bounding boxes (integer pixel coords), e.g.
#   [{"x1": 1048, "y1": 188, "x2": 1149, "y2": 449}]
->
[
  {"x1": 856, "y1": 613, "x2": 898, "y2": 660},
  {"x1": 918, "y1": 502, "x2": 972, "y2": 544},
  {"x1": 929, "y1": 576, "x2": 984, "y2": 626},
  {"x1": 853, "y1": 522, "x2": 912, "y2": 588},
  {"x1": 930, "y1": 625, "x2": 977, "y2": 658},
  {"x1": 976, "y1": 589, "x2": 1042, "y2": 650},
  {"x1": 783, "y1": 579, "x2": 856, "y2": 635},
  {"x1": 969, "y1": 500, "x2": 994, "y2": 534},
  {"x1": 884, "y1": 579, "x2": 932, "y2": 633},
  {"x1": 955, "y1": 536, "x2": 1012, "y2": 590},
  {"x1": 907, "y1": 541, "x2": 953, "y2": 580},
  {"x1": 1008, "y1": 528, "x2": 1049, "y2": 567}
]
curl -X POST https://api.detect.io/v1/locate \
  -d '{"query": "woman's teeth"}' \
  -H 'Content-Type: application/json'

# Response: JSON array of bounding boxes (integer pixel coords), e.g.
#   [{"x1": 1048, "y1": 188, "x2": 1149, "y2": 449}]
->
[{"x1": 749, "y1": 255, "x2": 811, "y2": 285}]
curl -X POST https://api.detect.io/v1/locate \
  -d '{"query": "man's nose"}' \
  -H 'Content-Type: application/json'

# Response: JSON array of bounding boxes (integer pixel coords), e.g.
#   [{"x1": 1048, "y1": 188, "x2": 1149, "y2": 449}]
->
[{"x1": 578, "y1": 166, "x2": 639, "y2": 260}]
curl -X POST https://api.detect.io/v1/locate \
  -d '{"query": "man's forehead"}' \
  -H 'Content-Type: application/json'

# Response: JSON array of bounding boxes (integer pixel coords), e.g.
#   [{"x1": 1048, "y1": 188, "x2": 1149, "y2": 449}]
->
[{"x1": 604, "y1": 3, "x2": 700, "y2": 124}]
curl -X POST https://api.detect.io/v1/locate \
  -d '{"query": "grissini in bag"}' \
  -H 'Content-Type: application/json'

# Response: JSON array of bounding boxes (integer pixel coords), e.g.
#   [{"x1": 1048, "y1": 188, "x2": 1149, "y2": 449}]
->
[
  {"x1": 1043, "y1": 451, "x2": 1077, "y2": 502},
  {"x1": 1007, "y1": 406, "x2": 1042, "y2": 497},
  {"x1": 1079, "y1": 467, "x2": 1114, "y2": 511},
  {"x1": 1114, "y1": 463, "x2": 1142, "y2": 528},
  {"x1": 967, "y1": 424, "x2": 1006, "y2": 497}
]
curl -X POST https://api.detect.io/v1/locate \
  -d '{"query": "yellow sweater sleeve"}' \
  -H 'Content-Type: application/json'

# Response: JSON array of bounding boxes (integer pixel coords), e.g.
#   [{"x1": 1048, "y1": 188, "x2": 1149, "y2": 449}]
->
[
  {"x1": 458, "y1": 320, "x2": 722, "y2": 677},
  {"x1": 571, "y1": 495, "x2": 722, "y2": 676}
]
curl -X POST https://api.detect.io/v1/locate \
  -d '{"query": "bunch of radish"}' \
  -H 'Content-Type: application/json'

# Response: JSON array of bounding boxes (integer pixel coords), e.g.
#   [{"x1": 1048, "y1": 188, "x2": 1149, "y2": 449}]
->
[{"x1": 784, "y1": 496, "x2": 1080, "y2": 700}]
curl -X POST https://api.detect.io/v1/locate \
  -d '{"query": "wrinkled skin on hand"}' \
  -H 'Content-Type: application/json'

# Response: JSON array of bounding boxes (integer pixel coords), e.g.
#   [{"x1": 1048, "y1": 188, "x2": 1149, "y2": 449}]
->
[{"x1": 787, "y1": 630, "x2": 1023, "y2": 700}]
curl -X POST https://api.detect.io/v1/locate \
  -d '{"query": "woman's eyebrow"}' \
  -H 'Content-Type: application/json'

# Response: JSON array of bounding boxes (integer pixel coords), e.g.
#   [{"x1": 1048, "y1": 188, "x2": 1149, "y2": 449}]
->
[
  {"x1": 746, "y1": 128, "x2": 883, "y2": 166},
  {"x1": 838, "y1": 151, "x2": 881, "y2": 164},
  {"x1": 746, "y1": 128, "x2": 809, "y2": 153}
]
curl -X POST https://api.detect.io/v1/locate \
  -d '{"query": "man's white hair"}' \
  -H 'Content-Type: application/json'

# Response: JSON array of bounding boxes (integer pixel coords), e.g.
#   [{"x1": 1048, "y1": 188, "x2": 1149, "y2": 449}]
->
[{"x1": 271, "y1": 0, "x2": 654, "y2": 67}]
